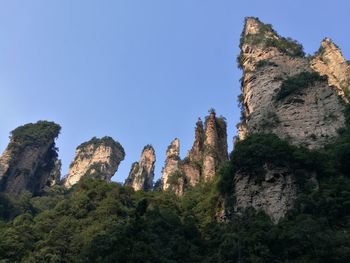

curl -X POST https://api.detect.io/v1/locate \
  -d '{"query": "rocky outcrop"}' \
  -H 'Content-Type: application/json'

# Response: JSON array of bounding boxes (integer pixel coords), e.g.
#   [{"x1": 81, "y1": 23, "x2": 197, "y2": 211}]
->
[
  {"x1": 233, "y1": 17, "x2": 349, "y2": 222},
  {"x1": 64, "y1": 136, "x2": 125, "y2": 188},
  {"x1": 0, "y1": 121, "x2": 61, "y2": 195},
  {"x1": 125, "y1": 145, "x2": 156, "y2": 191},
  {"x1": 311, "y1": 38, "x2": 350, "y2": 100},
  {"x1": 161, "y1": 138, "x2": 182, "y2": 192},
  {"x1": 161, "y1": 110, "x2": 228, "y2": 196},
  {"x1": 187, "y1": 118, "x2": 204, "y2": 163},
  {"x1": 234, "y1": 165, "x2": 298, "y2": 223},
  {"x1": 237, "y1": 17, "x2": 346, "y2": 149},
  {"x1": 203, "y1": 110, "x2": 228, "y2": 180}
]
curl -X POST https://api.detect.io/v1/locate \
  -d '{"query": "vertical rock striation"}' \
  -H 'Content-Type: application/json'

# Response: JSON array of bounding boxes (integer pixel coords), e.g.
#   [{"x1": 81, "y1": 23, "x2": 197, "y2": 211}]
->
[
  {"x1": 64, "y1": 136, "x2": 125, "y2": 188},
  {"x1": 232, "y1": 17, "x2": 348, "y2": 222},
  {"x1": 0, "y1": 121, "x2": 61, "y2": 195},
  {"x1": 234, "y1": 165, "x2": 298, "y2": 223},
  {"x1": 161, "y1": 110, "x2": 228, "y2": 196},
  {"x1": 161, "y1": 138, "x2": 182, "y2": 192},
  {"x1": 311, "y1": 37, "x2": 350, "y2": 100},
  {"x1": 125, "y1": 145, "x2": 156, "y2": 191},
  {"x1": 202, "y1": 110, "x2": 229, "y2": 181},
  {"x1": 237, "y1": 17, "x2": 346, "y2": 149}
]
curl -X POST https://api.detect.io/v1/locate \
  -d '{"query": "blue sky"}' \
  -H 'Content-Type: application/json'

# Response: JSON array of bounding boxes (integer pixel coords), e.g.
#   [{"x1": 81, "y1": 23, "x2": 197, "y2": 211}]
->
[{"x1": 0, "y1": 0, "x2": 349, "y2": 183}]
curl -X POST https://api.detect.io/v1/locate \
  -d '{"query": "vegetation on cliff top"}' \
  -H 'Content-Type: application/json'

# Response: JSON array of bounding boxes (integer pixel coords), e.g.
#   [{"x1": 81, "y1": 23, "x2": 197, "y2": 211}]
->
[
  {"x1": 8, "y1": 121, "x2": 60, "y2": 151},
  {"x1": 77, "y1": 136, "x2": 125, "y2": 157},
  {"x1": 237, "y1": 17, "x2": 305, "y2": 69}
]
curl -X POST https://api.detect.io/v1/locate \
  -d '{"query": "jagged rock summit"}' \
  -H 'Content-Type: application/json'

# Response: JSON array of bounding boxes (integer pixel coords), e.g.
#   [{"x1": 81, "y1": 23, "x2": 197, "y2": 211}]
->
[
  {"x1": 161, "y1": 110, "x2": 228, "y2": 196},
  {"x1": 311, "y1": 37, "x2": 350, "y2": 100},
  {"x1": 125, "y1": 145, "x2": 156, "y2": 191},
  {"x1": 233, "y1": 17, "x2": 349, "y2": 222},
  {"x1": 0, "y1": 121, "x2": 61, "y2": 195},
  {"x1": 64, "y1": 136, "x2": 125, "y2": 188}
]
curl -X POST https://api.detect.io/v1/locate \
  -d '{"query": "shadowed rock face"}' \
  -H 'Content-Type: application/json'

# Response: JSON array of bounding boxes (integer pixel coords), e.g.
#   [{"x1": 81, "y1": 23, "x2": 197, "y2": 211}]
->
[
  {"x1": 233, "y1": 17, "x2": 348, "y2": 223},
  {"x1": 161, "y1": 111, "x2": 228, "y2": 196},
  {"x1": 125, "y1": 145, "x2": 156, "y2": 191},
  {"x1": 0, "y1": 121, "x2": 61, "y2": 195},
  {"x1": 234, "y1": 165, "x2": 298, "y2": 223},
  {"x1": 64, "y1": 137, "x2": 125, "y2": 188}
]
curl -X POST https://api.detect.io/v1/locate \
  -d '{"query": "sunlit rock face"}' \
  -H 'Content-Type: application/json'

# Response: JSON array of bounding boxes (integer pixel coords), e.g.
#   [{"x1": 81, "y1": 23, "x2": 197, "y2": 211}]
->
[
  {"x1": 161, "y1": 138, "x2": 181, "y2": 192},
  {"x1": 125, "y1": 145, "x2": 156, "y2": 191},
  {"x1": 232, "y1": 17, "x2": 349, "y2": 223},
  {"x1": 0, "y1": 121, "x2": 61, "y2": 195},
  {"x1": 161, "y1": 110, "x2": 228, "y2": 196},
  {"x1": 64, "y1": 137, "x2": 125, "y2": 188},
  {"x1": 202, "y1": 111, "x2": 228, "y2": 181},
  {"x1": 237, "y1": 17, "x2": 346, "y2": 149},
  {"x1": 311, "y1": 38, "x2": 350, "y2": 100}
]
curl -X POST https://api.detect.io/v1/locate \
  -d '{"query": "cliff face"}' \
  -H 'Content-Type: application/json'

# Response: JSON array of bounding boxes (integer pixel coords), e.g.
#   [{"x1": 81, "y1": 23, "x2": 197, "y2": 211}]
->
[
  {"x1": 161, "y1": 138, "x2": 182, "y2": 193},
  {"x1": 125, "y1": 145, "x2": 156, "y2": 191},
  {"x1": 237, "y1": 17, "x2": 346, "y2": 149},
  {"x1": 161, "y1": 110, "x2": 228, "y2": 196},
  {"x1": 0, "y1": 121, "x2": 61, "y2": 195},
  {"x1": 64, "y1": 137, "x2": 125, "y2": 188},
  {"x1": 311, "y1": 38, "x2": 350, "y2": 100},
  {"x1": 234, "y1": 165, "x2": 298, "y2": 223},
  {"x1": 233, "y1": 17, "x2": 348, "y2": 222}
]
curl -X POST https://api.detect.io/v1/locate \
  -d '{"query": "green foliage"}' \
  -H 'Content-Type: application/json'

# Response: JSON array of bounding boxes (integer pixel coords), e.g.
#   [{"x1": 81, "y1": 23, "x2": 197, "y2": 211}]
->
[
  {"x1": 218, "y1": 133, "x2": 326, "y2": 195},
  {"x1": 265, "y1": 37, "x2": 305, "y2": 57},
  {"x1": 276, "y1": 71, "x2": 327, "y2": 101},
  {"x1": 8, "y1": 121, "x2": 60, "y2": 152},
  {"x1": 1, "y1": 130, "x2": 350, "y2": 262},
  {"x1": 256, "y1": 59, "x2": 277, "y2": 69},
  {"x1": 168, "y1": 171, "x2": 186, "y2": 185}
]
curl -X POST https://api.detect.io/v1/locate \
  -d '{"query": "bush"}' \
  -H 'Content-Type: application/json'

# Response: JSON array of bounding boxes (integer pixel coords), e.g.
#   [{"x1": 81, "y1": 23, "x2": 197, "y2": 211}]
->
[{"x1": 275, "y1": 71, "x2": 327, "y2": 101}]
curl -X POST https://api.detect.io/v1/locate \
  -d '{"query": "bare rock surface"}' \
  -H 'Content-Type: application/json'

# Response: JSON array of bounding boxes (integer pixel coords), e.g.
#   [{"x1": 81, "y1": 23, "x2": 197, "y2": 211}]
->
[
  {"x1": 125, "y1": 145, "x2": 156, "y2": 191},
  {"x1": 64, "y1": 136, "x2": 125, "y2": 188}
]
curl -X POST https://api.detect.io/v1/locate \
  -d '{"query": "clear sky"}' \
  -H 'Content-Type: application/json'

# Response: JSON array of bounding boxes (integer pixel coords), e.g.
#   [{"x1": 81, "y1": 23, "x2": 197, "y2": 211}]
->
[{"x1": 0, "y1": 0, "x2": 349, "y2": 183}]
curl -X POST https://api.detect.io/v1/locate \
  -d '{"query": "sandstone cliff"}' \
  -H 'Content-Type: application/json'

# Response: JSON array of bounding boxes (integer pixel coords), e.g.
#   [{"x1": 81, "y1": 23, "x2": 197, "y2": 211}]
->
[
  {"x1": 161, "y1": 138, "x2": 182, "y2": 194},
  {"x1": 161, "y1": 110, "x2": 228, "y2": 196},
  {"x1": 125, "y1": 145, "x2": 156, "y2": 191},
  {"x1": 233, "y1": 17, "x2": 348, "y2": 222},
  {"x1": 311, "y1": 37, "x2": 350, "y2": 100},
  {"x1": 64, "y1": 136, "x2": 125, "y2": 188},
  {"x1": 237, "y1": 17, "x2": 346, "y2": 149},
  {"x1": 0, "y1": 121, "x2": 61, "y2": 195}
]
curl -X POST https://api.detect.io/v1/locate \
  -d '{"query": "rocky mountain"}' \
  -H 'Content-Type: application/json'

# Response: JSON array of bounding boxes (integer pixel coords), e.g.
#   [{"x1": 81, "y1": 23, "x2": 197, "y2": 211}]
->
[
  {"x1": 63, "y1": 136, "x2": 125, "y2": 188},
  {"x1": 0, "y1": 121, "x2": 61, "y2": 195},
  {"x1": 161, "y1": 110, "x2": 228, "y2": 196},
  {"x1": 237, "y1": 17, "x2": 347, "y2": 148},
  {"x1": 124, "y1": 145, "x2": 156, "y2": 191},
  {"x1": 233, "y1": 17, "x2": 349, "y2": 222}
]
